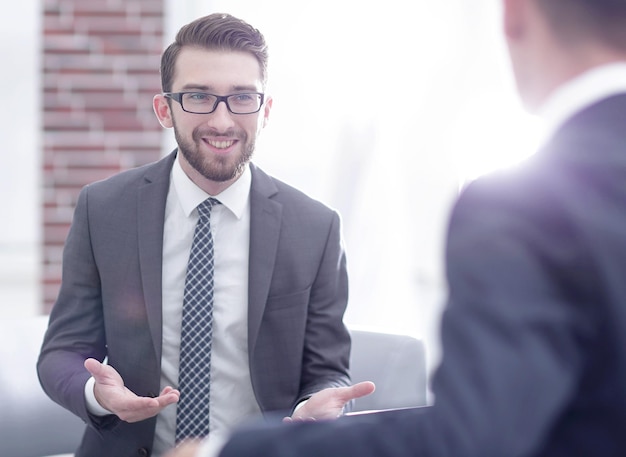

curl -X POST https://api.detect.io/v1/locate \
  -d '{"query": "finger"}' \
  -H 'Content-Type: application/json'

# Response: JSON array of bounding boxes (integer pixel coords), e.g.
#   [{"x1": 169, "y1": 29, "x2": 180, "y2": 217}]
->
[
  {"x1": 156, "y1": 391, "x2": 180, "y2": 407},
  {"x1": 160, "y1": 386, "x2": 181, "y2": 397},
  {"x1": 159, "y1": 386, "x2": 180, "y2": 405},
  {"x1": 163, "y1": 440, "x2": 202, "y2": 457},
  {"x1": 286, "y1": 415, "x2": 316, "y2": 422}
]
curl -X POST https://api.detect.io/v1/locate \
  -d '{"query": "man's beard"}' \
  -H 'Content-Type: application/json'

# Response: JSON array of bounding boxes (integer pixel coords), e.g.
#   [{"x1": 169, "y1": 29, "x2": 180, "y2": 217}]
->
[{"x1": 174, "y1": 122, "x2": 255, "y2": 182}]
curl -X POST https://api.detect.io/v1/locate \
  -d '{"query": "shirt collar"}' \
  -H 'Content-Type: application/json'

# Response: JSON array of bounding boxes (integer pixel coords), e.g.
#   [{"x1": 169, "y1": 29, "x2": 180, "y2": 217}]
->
[
  {"x1": 172, "y1": 154, "x2": 251, "y2": 220},
  {"x1": 539, "y1": 62, "x2": 626, "y2": 142}
]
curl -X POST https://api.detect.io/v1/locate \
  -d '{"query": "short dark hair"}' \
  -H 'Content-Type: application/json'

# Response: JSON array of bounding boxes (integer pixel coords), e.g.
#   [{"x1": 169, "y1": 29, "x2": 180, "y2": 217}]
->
[
  {"x1": 160, "y1": 13, "x2": 269, "y2": 93},
  {"x1": 536, "y1": 0, "x2": 626, "y2": 50}
]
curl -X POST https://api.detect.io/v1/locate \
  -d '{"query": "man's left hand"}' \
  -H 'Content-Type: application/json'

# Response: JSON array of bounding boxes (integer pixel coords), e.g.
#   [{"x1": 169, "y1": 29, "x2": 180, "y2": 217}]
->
[{"x1": 286, "y1": 381, "x2": 376, "y2": 422}]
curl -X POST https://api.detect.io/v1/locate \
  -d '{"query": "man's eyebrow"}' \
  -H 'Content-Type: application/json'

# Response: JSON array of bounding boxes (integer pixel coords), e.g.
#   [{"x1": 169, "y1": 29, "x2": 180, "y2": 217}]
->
[
  {"x1": 180, "y1": 84, "x2": 212, "y2": 91},
  {"x1": 177, "y1": 84, "x2": 260, "y2": 92},
  {"x1": 231, "y1": 85, "x2": 260, "y2": 92}
]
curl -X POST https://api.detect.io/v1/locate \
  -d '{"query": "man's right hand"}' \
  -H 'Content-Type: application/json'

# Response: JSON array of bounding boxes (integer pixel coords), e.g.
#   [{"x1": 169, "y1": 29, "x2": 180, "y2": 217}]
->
[{"x1": 84, "y1": 358, "x2": 180, "y2": 423}]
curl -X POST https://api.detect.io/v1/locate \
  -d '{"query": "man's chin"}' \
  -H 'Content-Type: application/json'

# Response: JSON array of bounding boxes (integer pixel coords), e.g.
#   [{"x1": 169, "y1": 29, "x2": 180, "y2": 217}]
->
[
  {"x1": 179, "y1": 142, "x2": 251, "y2": 184},
  {"x1": 198, "y1": 161, "x2": 246, "y2": 183}
]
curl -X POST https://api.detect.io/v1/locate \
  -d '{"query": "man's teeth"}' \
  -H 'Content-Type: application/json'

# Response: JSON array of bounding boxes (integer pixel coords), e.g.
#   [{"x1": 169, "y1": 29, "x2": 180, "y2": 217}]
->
[{"x1": 207, "y1": 139, "x2": 234, "y2": 149}]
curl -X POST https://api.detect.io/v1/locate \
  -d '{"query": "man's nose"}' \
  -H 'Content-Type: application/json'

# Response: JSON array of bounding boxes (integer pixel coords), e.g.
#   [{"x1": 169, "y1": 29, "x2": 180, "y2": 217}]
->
[{"x1": 207, "y1": 100, "x2": 235, "y2": 129}]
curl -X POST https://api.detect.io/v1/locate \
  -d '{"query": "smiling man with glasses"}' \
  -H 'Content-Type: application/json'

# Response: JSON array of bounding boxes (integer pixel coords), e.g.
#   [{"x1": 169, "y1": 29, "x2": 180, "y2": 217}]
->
[{"x1": 37, "y1": 12, "x2": 373, "y2": 457}]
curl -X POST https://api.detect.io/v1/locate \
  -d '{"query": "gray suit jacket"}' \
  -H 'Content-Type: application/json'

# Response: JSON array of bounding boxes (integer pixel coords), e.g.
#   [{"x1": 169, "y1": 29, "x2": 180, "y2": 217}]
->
[
  {"x1": 37, "y1": 152, "x2": 351, "y2": 457},
  {"x1": 218, "y1": 96, "x2": 626, "y2": 457}
]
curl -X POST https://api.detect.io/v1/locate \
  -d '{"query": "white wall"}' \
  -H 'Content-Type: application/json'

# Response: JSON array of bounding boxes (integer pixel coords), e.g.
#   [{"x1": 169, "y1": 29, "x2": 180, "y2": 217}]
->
[{"x1": 0, "y1": 1, "x2": 41, "y2": 317}]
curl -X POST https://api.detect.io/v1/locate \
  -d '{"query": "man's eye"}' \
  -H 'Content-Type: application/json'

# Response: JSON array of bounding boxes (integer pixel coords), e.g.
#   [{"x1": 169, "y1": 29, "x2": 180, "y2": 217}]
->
[
  {"x1": 233, "y1": 94, "x2": 254, "y2": 102},
  {"x1": 189, "y1": 93, "x2": 209, "y2": 100}
]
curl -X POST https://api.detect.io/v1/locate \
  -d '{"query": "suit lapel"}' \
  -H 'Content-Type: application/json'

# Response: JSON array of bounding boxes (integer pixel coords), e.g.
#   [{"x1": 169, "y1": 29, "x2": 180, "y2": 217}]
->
[
  {"x1": 247, "y1": 164, "x2": 282, "y2": 352},
  {"x1": 137, "y1": 152, "x2": 176, "y2": 360}
]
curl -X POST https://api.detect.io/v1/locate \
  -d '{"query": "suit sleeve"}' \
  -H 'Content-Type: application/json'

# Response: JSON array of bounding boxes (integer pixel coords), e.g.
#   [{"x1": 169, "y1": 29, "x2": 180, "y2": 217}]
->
[
  {"x1": 37, "y1": 185, "x2": 114, "y2": 428},
  {"x1": 296, "y1": 210, "x2": 351, "y2": 403}
]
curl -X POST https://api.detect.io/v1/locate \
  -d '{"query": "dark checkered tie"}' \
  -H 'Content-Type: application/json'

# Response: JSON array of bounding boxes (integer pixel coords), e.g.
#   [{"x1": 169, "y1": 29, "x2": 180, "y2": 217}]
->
[{"x1": 175, "y1": 197, "x2": 219, "y2": 443}]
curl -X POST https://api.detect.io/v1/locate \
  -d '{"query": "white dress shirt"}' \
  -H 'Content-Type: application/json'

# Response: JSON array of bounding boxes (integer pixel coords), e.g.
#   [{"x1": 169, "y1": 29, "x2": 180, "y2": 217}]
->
[
  {"x1": 154, "y1": 157, "x2": 262, "y2": 456},
  {"x1": 538, "y1": 63, "x2": 626, "y2": 143},
  {"x1": 86, "y1": 155, "x2": 262, "y2": 457}
]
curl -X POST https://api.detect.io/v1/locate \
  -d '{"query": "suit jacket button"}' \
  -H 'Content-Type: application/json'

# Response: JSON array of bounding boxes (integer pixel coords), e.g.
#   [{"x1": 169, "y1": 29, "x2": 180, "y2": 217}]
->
[{"x1": 138, "y1": 448, "x2": 150, "y2": 456}]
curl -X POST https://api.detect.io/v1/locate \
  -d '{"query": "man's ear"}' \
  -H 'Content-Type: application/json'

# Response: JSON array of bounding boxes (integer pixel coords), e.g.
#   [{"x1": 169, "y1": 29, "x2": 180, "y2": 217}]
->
[
  {"x1": 261, "y1": 95, "x2": 273, "y2": 128},
  {"x1": 153, "y1": 94, "x2": 173, "y2": 128},
  {"x1": 503, "y1": 0, "x2": 525, "y2": 40}
]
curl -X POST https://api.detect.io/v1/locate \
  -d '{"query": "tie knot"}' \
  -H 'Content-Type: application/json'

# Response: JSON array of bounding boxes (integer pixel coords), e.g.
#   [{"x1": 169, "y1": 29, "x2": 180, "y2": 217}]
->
[{"x1": 197, "y1": 198, "x2": 219, "y2": 219}]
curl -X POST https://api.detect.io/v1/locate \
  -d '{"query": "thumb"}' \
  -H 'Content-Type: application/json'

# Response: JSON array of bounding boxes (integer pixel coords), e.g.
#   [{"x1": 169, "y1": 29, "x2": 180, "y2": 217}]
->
[
  {"x1": 84, "y1": 358, "x2": 104, "y2": 377},
  {"x1": 338, "y1": 381, "x2": 376, "y2": 402},
  {"x1": 84, "y1": 358, "x2": 118, "y2": 386}
]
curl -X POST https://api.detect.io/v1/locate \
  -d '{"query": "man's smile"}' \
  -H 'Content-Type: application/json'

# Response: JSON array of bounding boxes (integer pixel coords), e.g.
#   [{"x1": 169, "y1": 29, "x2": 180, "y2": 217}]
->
[{"x1": 205, "y1": 138, "x2": 236, "y2": 149}]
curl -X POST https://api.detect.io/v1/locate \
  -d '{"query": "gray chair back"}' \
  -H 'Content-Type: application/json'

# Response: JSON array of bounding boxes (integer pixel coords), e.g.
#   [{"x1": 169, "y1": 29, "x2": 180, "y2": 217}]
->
[{"x1": 349, "y1": 329, "x2": 428, "y2": 412}]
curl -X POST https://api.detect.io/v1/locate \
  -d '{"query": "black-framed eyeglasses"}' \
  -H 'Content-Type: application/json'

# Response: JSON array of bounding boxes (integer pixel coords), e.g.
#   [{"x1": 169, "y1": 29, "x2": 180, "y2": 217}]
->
[{"x1": 163, "y1": 92, "x2": 265, "y2": 115}]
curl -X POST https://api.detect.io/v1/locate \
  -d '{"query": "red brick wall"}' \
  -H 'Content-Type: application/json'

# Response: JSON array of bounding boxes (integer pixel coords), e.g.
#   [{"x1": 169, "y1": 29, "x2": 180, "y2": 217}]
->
[{"x1": 42, "y1": 0, "x2": 165, "y2": 312}]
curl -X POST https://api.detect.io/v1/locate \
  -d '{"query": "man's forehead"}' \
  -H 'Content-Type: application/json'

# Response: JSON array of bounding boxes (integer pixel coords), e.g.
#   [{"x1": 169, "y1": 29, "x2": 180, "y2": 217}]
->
[{"x1": 173, "y1": 47, "x2": 263, "y2": 89}]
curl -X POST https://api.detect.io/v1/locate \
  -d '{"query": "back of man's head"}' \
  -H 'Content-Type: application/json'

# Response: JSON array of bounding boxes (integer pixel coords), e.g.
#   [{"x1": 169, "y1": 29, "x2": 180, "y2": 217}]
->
[
  {"x1": 536, "y1": 0, "x2": 626, "y2": 50},
  {"x1": 504, "y1": 0, "x2": 626, "y2": 111}
]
